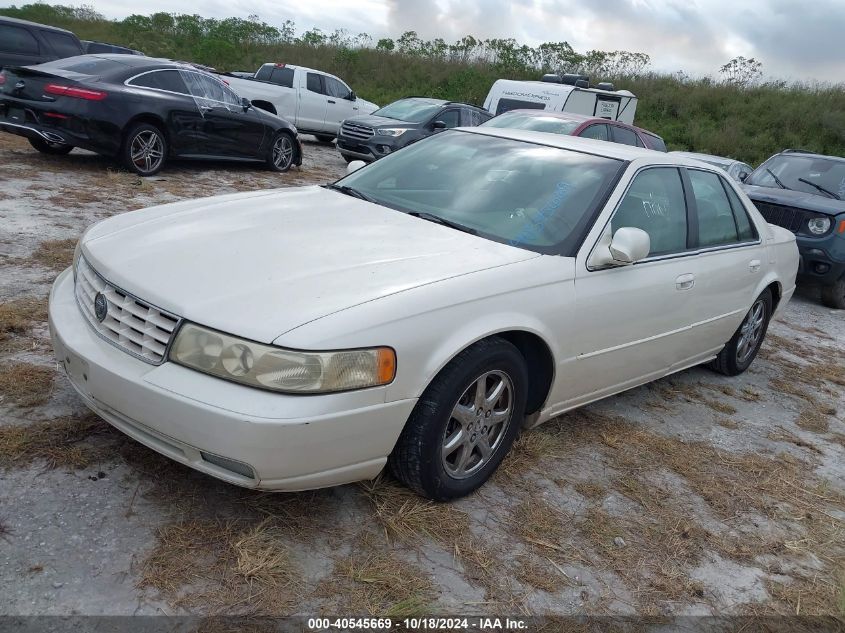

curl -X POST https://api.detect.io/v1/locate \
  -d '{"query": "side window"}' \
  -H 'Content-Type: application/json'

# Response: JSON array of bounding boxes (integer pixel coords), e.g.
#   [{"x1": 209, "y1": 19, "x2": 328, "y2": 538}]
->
[
  {"x1": 128, "y1": 70, "x2": 188, "y2": 94},
  {"x1": 612, "y1": 167, "x2": 688, "y2": 256},
  {"x1": 644, "y1": 134, "x2": 667, "y2": 152},
  {"x1": 325, "y1": 76, "x2": 350, "y2": 99},
  {"x1": 306, "y1": 73, "x2": 325, "y2": 94},
  {"x1": 41, "y1": 31, "x2": 82, "y2": 57},
  {"x1": 0, "y1": 24, "x2": 40, "y2": 54},
  {"x1": 579, "y1": 124, "x2": 609, "y2": 141},
  {"x1": 436, "y1": 109, "x2": 461, "y2": 128},
  {"x1": 254, "y1": 65, "x2": 272, "y2": 82},
  {"x1": 269, "y1": 66, "x2": 294, "y2": 88},
  {"x1": 723, "y1": 179, "x2": 758, "y2": 241},
  {"x1": 688, "y1": 169, "x2": 740, "y2": 247},
  {"x1": 611, "y1": 125, "x2": 639, "y2": 147},
  {"x1": 462, "y1": 108, "x2": 489, "y2": 126}
]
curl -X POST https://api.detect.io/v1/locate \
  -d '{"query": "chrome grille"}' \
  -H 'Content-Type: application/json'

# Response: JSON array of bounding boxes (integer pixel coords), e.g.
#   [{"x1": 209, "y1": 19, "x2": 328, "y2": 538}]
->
[
  {"x1": 340, "y1": 121, "x2": 374, "y2": 141},
  {"x1": 751, "y1": 201, "x2": 814, "y2": 233},
  {"x1": 74, "y1": 257, "x2": 180, "y2": 364}
]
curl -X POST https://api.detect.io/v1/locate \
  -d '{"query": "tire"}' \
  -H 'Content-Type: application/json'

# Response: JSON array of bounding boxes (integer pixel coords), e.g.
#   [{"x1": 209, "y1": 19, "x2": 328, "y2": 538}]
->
[
  {"x1": 28, "y1": 136, "x2": 73, "y2": 155},
  {"x1": 121, "y1": 123, "x2": 167, "y2": 176},
  {"x1": 820, "y1": 276, "x2": 845, "y2": 309},
  {"x1": 314, "y1": 134, "x2": 335, "y2": 144},
  {"x1": 266, "y1": 132, "x2": 295, "y2": 172},
  {"x1": 389, "y1": 337, "x2": 528, "y2": 500},
  {"x1": 709, "y1": 289, "x2": 772, "y2": 376}
]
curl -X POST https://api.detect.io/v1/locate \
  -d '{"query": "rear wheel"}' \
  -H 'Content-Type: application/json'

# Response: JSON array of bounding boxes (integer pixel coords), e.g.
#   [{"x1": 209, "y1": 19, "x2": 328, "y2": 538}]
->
[
  {"x1": 709, "y1": 289, "x2": 772, "y2": 376},
  {"x1": 314, "y1": 134, "x2": 335, "y2": 144},
  {"x1": 28, "y1": 137, "x2": 73, "y2": 155},
  {"x1": 266, "y1": 132, "x2": 295, "y2": 172},
  {"x1": 820, "y1": 277, "x2": 845, "y2": 309},
  {"x1": 121, "y1": 123, "x2": 167, "y2": 176},
  {"x1": 389, "y1": 337, "x2": 528, "y2": 500}
]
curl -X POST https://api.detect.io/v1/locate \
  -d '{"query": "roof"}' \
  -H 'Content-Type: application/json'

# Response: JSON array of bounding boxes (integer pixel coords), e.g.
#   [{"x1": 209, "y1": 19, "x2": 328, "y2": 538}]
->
[
  {"x1": 459, "y1": 126, "x2": 718, "y2": 166},
  {"x1": 780, "y1": 148, "x2": 845, "y2": 162},
  {"x1": 0, "y1": 15, "x2": 77, "y2": 34}
]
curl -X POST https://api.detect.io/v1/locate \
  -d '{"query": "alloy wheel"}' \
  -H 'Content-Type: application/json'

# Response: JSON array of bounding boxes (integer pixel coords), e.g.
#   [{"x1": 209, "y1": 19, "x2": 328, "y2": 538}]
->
[
  {"x1": 273, "y1": 135, "x2": 293, "y2": 170},
  {"x1": 441, "y1": 370, "x2": 514, "y2": 480},
  {"x1": 130, "y1": 130, "x2": 164, "y2": 174},
  {"x1": 736, "y1": 299, "x2": 766, "y2": 364}
]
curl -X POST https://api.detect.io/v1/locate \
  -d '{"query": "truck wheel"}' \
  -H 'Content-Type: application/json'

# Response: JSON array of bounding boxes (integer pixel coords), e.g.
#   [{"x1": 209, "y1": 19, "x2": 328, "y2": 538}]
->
[
  {"x1": 388, "y1": 337, "x2": 527, "y2": 500},
  {"x1": 121, "y1": 123, "x2": 167, "y2": 176},
  {"x1": 820, "y1": 277, "x2": 845, "y2": 309},
  {"x1": 267, "y1": 132, "x2": 295, "y2": 172},
  {"x1": 314, "y1": 134, "x2": 335, "y2": 144},
  {"x1": 709, "y1": 289, "x2": 772, "y2": 376},
  {"x1": 29, "y1": 137, "x2": 73, "y2": 155}
]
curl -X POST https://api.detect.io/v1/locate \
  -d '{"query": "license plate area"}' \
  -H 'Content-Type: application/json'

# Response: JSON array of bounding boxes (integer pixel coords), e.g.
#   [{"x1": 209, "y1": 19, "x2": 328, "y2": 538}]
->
[{"x1": 5, "y1": 106, "x2": 26, "y2": 123}]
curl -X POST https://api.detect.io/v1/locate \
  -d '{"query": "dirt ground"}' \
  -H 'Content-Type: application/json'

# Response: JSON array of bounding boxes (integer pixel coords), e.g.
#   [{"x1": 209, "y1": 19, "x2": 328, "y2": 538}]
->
[{"x1": 0, "y1": 132, "x2": 843, "y2": 620}]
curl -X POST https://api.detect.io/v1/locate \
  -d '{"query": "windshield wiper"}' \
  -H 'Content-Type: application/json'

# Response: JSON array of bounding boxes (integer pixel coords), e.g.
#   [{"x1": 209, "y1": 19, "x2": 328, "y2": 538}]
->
[
  {"x1": 407, "y1": 211, "x2": 477, "y2": 235},
  {"x1": 765, "y1": 168, "x2": 790, "y2": 190},
  {"x1": 797, "y1": 177, "x2": 841, "y2": 200},
  {"x1": 322, "y1": 183, "x2": 377, "y2": 204}
]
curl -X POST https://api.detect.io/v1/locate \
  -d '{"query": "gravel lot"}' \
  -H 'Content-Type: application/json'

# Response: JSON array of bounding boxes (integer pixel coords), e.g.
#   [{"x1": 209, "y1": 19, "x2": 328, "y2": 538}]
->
[{"x1": 0, "y1": 132, "x2": 843, "y2": 619}]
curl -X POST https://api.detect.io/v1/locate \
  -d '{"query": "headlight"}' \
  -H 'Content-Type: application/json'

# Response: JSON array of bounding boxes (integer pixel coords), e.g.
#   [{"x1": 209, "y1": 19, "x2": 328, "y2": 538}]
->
[
  {"x1": 377, "y1": 128, "x2": 408, "y2": 137},
  {"x1": 807, "y1": 217, "x2": 831, "y2": 235},
  {"x1": 170, "y1": 323, "x2": 396, "y2": 394}
]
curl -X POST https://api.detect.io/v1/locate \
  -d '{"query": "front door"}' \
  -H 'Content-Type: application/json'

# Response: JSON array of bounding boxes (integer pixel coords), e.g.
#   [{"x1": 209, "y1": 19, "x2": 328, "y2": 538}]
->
[
  {"x1": 297, "y1": 72, "x2": 329, "y2": 133},
  {"x1": 323, "y1": 76, "x2": 356, "y2": 134}
]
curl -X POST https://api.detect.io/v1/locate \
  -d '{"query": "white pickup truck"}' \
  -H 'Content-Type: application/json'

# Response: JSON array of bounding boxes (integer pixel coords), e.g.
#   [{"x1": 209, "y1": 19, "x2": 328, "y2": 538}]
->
[{"x1": 221, "y1": 63, "x2": 378, "y2": 141}]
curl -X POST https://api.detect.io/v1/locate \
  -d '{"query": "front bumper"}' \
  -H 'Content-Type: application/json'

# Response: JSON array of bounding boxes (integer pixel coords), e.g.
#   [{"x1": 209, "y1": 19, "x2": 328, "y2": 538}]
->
[
  {"x1": 337, "y1": 135, "x2": 405, "y2": 162},
  {"x1": 795, "y1": 236, "x2": 845, "y2": 285},
  {"x1": 48, "y1": 268, "x2": 416, "y2": 491}
]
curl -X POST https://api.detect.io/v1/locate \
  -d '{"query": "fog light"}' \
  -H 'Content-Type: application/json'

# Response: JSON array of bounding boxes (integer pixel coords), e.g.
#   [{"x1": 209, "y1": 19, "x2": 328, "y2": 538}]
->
[{"x1": 814, "y1": 262, "x2": 830, "y2": 274}]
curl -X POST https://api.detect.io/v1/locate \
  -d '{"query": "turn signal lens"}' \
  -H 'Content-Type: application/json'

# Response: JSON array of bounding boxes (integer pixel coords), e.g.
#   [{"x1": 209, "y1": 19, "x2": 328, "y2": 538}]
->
[
  {"x1": 45, "y1": 84, "x2": 108, "y2": 101},
  {"x1": 170, "y1": 323, "x2": 396, "y2": 393}
]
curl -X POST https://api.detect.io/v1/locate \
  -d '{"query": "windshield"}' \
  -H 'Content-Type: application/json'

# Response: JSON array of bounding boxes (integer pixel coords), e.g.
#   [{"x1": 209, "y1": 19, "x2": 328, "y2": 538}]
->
[
  {"x1": 483, "y1": 112, "x2": 581, "y2": 135},
  {"x1": 747, "y1": 154, "x2": 845, "y2": 199},
  {"x1": 372, "y1": 99, "x2": 443, "y2": 123},
  {"x1": 337, "y1": 130, "x2": 623, "y2": 254}
]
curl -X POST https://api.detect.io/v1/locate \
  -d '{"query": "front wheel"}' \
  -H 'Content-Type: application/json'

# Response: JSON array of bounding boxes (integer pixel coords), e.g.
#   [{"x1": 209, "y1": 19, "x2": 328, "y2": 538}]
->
[
  {"x1": 28, "y1": 136, "x2": 73, "y2": 155},
  {"x1": 121, "y1": 123, "x2": 167, "y2": 176},
  {"x1": 389, "y1": 337, "x2": 528, "y2": 500},
  {"x1": 266, "y1": 132, "x2": 295, "y2": 172},
  {"x1": 820, "y1": 277, "x2": 845, "y2": 309},
  {"x1": 709, "y1": 289, "x2": 772, "y2": 376}
]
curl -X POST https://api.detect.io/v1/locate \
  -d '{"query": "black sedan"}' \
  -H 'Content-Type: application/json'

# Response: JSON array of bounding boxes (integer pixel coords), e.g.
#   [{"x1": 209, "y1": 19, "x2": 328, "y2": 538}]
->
[{"x1": 0, "y1": 54, "x2": 302, "y2": 176}]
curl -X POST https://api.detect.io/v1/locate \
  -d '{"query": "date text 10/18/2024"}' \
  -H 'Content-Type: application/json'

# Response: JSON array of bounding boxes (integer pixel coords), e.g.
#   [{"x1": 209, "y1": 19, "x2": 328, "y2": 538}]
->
[{"x1": 308, "y1": 617, "x2": 529, "y2": 630}]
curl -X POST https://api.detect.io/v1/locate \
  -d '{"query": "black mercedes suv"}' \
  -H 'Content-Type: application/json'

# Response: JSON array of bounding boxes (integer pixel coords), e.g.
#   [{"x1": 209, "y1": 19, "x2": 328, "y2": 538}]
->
[
  {"x1": 336, "y1": 97, "x2": 492, "y2": 163},
  {"x1": 743, "y1": 149, "x2": 845, "y2": 308}
]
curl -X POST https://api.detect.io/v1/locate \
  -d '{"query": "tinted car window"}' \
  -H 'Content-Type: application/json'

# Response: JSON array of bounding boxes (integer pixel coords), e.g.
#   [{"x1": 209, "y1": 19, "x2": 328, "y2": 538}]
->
[
  {"x1": 42, "y1": 31, "x2": 82, "y2": 57},
  {"x1": 747, "y1": 154, "x2": 845, "y2": 199},
  {"x1": 723, "y1": 181, "x2": 758, "y2": 241},
  {"x1": 269, "y1": 66, "x2": 294, "y2": 88},
  {"x1": 462, "y1": 108, "x2": 490, "y2": 126},
  {"x1": 0, "y1": 24, "x2": 40, "y2": 54},
  {"x1": 643, "y1": 134, "x2": 667, "y2": 152},
  {"x1": 579, "y1": 124, "x2": 609, "y2": 141},
  {"x1": 612, "y1": 167, "x2": 688, "y2": 255},
  {"x1": 37, "y1": 57, "x2": 121, "y2": 75},
  {"x1": 435, "y1": 109, "x2": 461, "y2": 129},
  {"x1": 306, "y1": 73, "x2": 324, "y2": 94},
  {"x1": 325, "y1": 76, "x2": 350, "y2": 99},
  {"x1": 689, "y1": 169, "x2": 740, "y2": 247},
  {"x1": 338, "y1": 131, "x2": 623, "y2": 255},
  {"x1": 128, "y1": 70, "x2": 188, "y2": 94},
  {"x1": 611, "y1": 125, "x2": 639, "y2": 147}
]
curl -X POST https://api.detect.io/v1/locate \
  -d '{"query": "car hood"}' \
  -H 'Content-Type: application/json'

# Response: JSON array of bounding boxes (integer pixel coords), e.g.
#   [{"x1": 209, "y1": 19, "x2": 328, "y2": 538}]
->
[
  {"x1": 81, "y1": 186, "x2": 537, "y2": 343},
  {"x1": 743, "y1": 184, "x2": 845, "y2": 216},
  {"x1": 355, "y1": 98, "x2": 379, "y2": 113},
  {"x1": 344, "y1": 114, "x2": 416, "y2": 129}
]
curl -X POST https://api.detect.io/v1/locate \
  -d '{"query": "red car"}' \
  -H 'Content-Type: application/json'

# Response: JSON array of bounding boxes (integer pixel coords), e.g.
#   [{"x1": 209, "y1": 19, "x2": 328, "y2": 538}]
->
[{"x1": 481, "y1": 110, "x2": 667, "y2": 152}]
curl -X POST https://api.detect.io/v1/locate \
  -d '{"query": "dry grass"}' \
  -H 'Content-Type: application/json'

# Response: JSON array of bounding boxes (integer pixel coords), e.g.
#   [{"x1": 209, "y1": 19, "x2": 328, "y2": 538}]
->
[
  {"x1": 0, "y1": 413, "x2": 111, "y2": 469},
  {"x1": 574, "y1": 482, "x2": 607, "y2": 500},
  {"x1": 514, "y1": 553, "x2": 571, "y2": 593},
  {"x1": 740, "y1": 386, "x2": 763, "y2": 402},
  {"x1": 25, "y1": 238, "x2": 77, "y2": 271},
  {"x1": 318, "y1": 532, "x2": 434, "y2": 617},
  {"x1": 0, "y1": 297, "x2": 47, "y2": 348},
  {"x1": 139, "y1": 517, "x2": 301, "y2": 615},
  {"x1": 0, "y1": 362, "x2": 55, "y2": 407},
  {"x1": 717, "y1": 417, "x2": 739, "y2": 429},
  {"x1": 796, "y1": 408, "x2": 831, "y2": 434}
]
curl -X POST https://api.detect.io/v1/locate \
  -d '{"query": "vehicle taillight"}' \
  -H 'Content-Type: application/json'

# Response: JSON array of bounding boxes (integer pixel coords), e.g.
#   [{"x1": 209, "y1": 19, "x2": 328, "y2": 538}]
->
[
  {"x1": 274, "y1": 62, "x2": 286, "y2": 67},
  {"x1": 44, "y1": 84, "x2": 108, "y2": 101},
  {"x1": 0, "y1": 73, "x2": 6, "y2": 86}
]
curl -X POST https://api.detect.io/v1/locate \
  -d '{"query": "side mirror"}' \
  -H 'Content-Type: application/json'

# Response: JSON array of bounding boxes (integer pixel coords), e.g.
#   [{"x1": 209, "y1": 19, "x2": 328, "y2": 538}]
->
[
  {"x1": 241, "y1": 97, "x2": 251, "y2": 111},
  {"x1": 346, "y1": 160, "x2": 366, "y2": 175},
  {"x1": 432, "y1": 120, "x2": 447, "y2": 130},
  {"x1": 347, "y1": 90, "x2": 356, "y2": 101},
  {"x1": 589, "y1": 226, "x2": 651, "y2": 268},
  {"x1": 738, "y1": 171, "x2": 749, "y2": 182}
]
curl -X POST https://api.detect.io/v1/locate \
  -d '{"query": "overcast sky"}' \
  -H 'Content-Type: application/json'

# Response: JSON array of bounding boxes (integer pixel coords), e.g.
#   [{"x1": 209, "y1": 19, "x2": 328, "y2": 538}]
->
[{"x1": 48, "y1": 0, "x2": 845, "y2": 82}]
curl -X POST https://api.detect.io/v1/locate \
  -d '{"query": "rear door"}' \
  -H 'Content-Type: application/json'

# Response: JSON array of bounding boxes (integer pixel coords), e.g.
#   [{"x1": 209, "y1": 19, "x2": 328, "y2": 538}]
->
[
  {"x1": 297, "y1": 72, "x2": 329, "y2": 132},
  {"x1": 0, "y1": 22, "x2": 43, "y2": 68}
]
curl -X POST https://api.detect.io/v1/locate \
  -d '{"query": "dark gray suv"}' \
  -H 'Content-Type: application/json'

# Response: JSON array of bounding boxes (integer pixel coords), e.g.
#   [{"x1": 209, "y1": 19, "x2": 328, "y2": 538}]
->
[
  {"x1": 0, "y1": 16, "x2": 84, "y2": 70},
  {"x1": 336, "y1": 97, "x2": 492, "y2": 163},
  {"x1": 743, "y1": 149, "x2": 845, "y2": 308}
]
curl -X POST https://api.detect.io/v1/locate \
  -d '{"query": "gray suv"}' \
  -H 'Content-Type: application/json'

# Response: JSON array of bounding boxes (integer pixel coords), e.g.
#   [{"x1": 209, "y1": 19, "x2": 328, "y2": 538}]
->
[
  {"x1": 0, "y1": 16, "x2": 84, "y2": 70},
  {"x1": 336, "y1": 97, "x2": 492, "y2": 163}
]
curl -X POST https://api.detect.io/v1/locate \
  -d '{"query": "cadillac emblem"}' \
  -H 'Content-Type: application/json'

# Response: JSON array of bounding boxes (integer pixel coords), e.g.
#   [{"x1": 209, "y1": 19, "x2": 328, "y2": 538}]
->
[{"x1": 94, "y1": 292, "x2": 108, "y2": 322}]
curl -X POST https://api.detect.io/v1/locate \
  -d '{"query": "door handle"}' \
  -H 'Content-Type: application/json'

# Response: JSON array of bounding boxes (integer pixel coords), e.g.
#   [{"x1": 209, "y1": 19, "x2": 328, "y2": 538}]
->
[
  {"x1": 748, "y1": 259, "x2": 761, "y2": 273},
  {"x1": 675, "y1": 273, "x2": 695, "y2": 290},
  {"x1": 327, "y1": 99, "x2": 336, "y2": 104}
]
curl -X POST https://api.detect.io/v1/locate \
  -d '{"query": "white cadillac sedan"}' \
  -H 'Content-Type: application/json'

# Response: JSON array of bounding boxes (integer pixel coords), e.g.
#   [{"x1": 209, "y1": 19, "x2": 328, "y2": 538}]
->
[{"x1": 49, "y1": 129, "x2": 798, "y2": 500}]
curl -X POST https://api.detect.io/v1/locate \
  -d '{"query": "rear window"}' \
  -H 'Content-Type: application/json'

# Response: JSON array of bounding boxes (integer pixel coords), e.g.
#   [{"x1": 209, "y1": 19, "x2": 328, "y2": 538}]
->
[
  {"x1": 36, "y1": 57, "x2": 123, "y2": 75},
  {"x1": 483, "y1": 112, "x2": 581, "y2": 134},
  {"x1": 610, "y1": 126, "x2": 639, "y2": 147},
  {"x1": 495, "y1": 98, "x2": 546, "y2": 116},
  {"x1": 268, "y1": 66, "x2": 294, "y2": 88},
  {"x1": 41, "y1": 31, "x2": 82, "y2": 57},
  {"x1": 0, "y1": 24, "x2": 40, "y2": 55},
  {"x1": 128, "y1": 69, "x2": 188, "y2": 94},
  {"x1": 643, "y1": 133, "x2": 667, "y2": 152}
]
